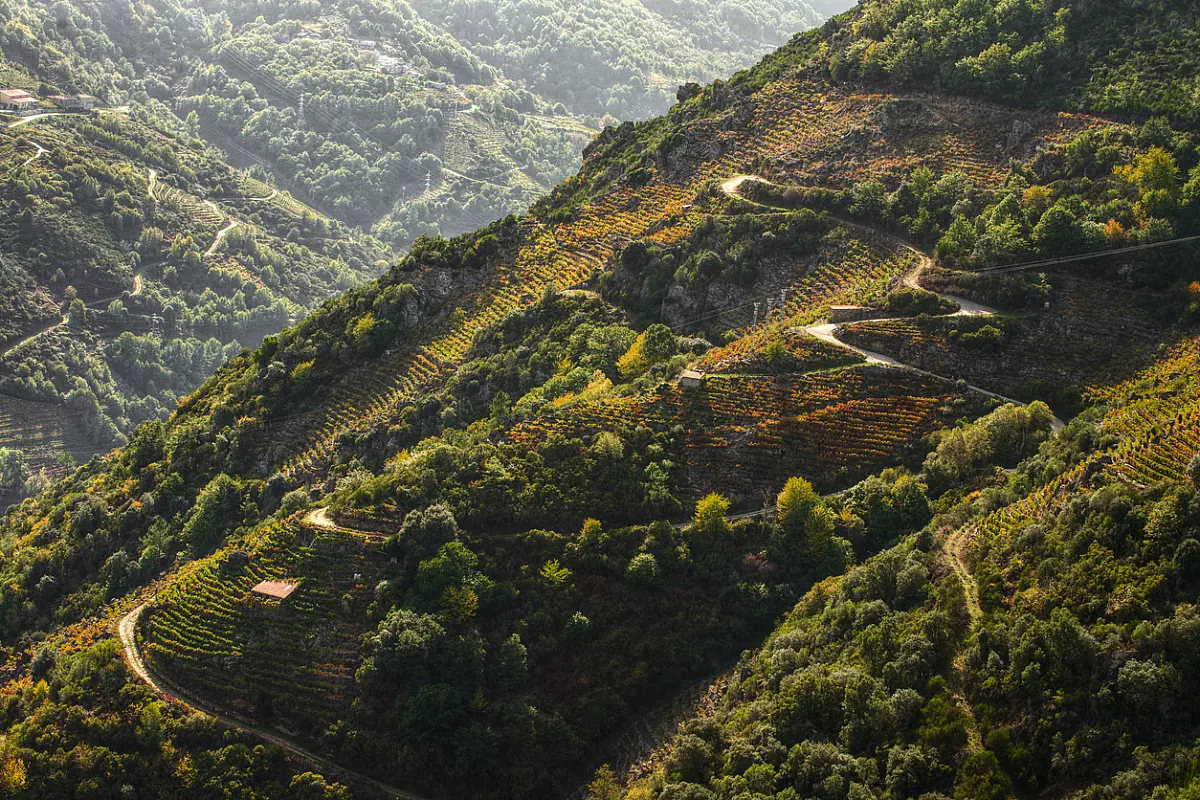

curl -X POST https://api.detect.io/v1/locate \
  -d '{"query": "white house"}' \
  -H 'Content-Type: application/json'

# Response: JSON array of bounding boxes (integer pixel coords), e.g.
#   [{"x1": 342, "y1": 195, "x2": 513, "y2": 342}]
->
[{"x1": 0, "y1": 89, "x2": 37, "y2": 111}]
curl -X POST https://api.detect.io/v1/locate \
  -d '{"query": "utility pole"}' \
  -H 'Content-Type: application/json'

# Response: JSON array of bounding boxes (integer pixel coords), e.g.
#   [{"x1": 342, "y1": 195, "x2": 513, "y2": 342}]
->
[
  {"x1": 297, "y1": 92, "x2": 306, "y2": 130},
  {"x1": 424, "y1": 171, "x2": 431, "y2": 194},
  {"x1": 753, "y1": 301, "x2": 761, "y2": 326}
]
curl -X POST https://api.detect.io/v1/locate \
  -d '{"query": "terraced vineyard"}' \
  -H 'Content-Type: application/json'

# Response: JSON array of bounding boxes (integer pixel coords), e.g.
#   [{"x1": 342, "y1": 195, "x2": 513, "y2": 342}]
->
[
  {"x1": 1093, "y1": 338, "x2": 1200, "y2": 487},
  {"x1": 443, "y1": 114, "x2": 519, "y2": 177},
  {"x1": 694, "y1": 235, "x2": 912, "y2": 368},
  {"x1": 964, "y1": 337, "x2": 1200, "y2": 569},
  {"x1": 511, "y1": 365, "x2": 975, "y2": 497},
  {"x1": 699, "y1": 327, "x2": 861, "y2": 374},
  {"x1": 685, "y1": 84, "x2": 1102, "y2": 191},
  {"x1": 280, "y1": 181, "x2": 688, "y2": 480},
  {"x1": 141, "y1": 519, "x2": 389, "y2": 729}
]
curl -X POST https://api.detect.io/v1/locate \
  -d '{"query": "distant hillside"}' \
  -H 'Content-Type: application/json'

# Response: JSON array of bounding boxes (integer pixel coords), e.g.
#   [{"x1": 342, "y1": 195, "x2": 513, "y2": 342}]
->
[
  {"x1": 409, "y1": 0, "x2": 840, "y2": 114},
  {"x1": 0, "y1": 0, "x2": 845, "y2": 247},
  {"x1": 1, "y1": 1, "x2": 1199, "y2": 799},
  {"x1": 0, "y1": 102, "x2": 387, "y2": 478}
]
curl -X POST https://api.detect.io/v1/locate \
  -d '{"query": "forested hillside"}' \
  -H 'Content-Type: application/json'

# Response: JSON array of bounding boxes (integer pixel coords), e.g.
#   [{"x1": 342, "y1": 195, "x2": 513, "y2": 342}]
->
[
  {"x1": 0, "y1": 99, "x2": 386, "y2": 486},
  {"x1": 1, "y1": 1, "x2": 1200, "y2": 799},
  {"x1": 408, "y1": 0, "x2": 828, "y2": 116}
]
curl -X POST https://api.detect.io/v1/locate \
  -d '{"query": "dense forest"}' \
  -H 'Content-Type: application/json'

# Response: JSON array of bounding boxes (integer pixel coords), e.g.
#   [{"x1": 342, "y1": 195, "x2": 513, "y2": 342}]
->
[{"x1": 1, "y1": 0, "x2": 1200, "y2": 799}]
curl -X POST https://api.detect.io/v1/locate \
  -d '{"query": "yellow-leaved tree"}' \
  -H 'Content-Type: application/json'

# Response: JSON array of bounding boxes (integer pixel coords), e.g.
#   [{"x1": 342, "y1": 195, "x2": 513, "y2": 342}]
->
[
  {"x1": 694, "y1": 492, "x2": 731, "y2": 535},
  {"x1": 617, "y1": 324, "x2": 677, "y2": 380}
]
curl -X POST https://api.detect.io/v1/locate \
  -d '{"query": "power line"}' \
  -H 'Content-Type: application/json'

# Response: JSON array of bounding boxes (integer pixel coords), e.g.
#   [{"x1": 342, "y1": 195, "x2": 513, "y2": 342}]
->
[
  {"x1": 973, "y1": 233, "x2": 1200, "y2": 275},
  {"x1": 670, "y1": 287, "x2": 795, "y2": 331}
]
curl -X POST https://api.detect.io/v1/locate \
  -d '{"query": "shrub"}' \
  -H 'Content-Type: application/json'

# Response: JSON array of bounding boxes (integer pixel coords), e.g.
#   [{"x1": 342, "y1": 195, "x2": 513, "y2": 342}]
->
[
  {"x1": 181, "y1": 474, "x2": 243, "y2": 554},
  {"x1": 626, "y1": 552, "x2": 660, "y2": 586},
  {"x1": 392, "y1": 504, "x2": 461, "y2": 565},
  {"x1": 777, "y1": 477, "x2": 820, "y2": 532},
  {"x1": 0, "y1": 448, "x2": 29, "y2": 491},
  {"x1": 280, "y1": 488, "x2": 310, "y2": 515},
  {"x1": 617, "y1": 324, "x2": 677, "y2": 380}
]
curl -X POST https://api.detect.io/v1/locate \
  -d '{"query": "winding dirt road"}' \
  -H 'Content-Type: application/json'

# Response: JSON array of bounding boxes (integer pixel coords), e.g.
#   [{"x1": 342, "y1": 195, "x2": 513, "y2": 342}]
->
[
  {"x1": 945, "y1": 524, "x2": 982, "y2": 620},
  {"x1": 1, "y1": 138, "x2": 49, "y2": 181},
  {"x1": 0, "y1": 262, "x2": 147, "y2": 359},
  {"x1": 21, "y1": 140, "x2": 47, "y2": 168},
  {"x1": 149, "y1": 168, "x2": 243, "y2": 258},
  {"x1": 118, "y1": 603, "x2": 424, "y2": 800},
  {"x1": 103, "y1": 173, "x2": 1020, "y2": 794},
  {"x1": 7, "y1": 111, "x2": 69, "y2": 129},
  {"x1": 5, "y1": 108, "x2": 126, "y2": 130},
  {"x1": 722, "y1": 175, "x2": 1051, "y2": 756},
  {"x1": 943, "y1": 522, "x2": 985, "y2": 753},
  {"x1": 205, "y1": 203, "x2": 240, "y2": 258},
  {"x1": 0, "y1": 312, "x2": 69, "y2": 359},
  {"x1": 303, "y1": 506, "x2": 365, "y2": 534},
  {"x1": 722, "y1": 175, "x2": 1065, "y2": 432}
]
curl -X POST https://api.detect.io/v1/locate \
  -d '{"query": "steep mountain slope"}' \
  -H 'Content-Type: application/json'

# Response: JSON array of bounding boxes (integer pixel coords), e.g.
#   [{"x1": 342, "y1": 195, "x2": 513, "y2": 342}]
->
[
  {"x1": 612, "y1": 348, "x2": 1200, "y2": 800},
  {"x1": 1, "y1": 1, "x2": 1199, "y2": 799}
]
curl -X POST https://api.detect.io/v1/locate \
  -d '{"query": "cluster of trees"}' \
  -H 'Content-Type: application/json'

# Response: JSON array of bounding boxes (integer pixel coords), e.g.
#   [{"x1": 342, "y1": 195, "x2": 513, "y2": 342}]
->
[
  {"x1": 962, "y1": 477, "x2": 1200, "y2": 794},
  {"x1": 598, "y1": 533, "x2": 978, "y2": 800},
  {"x1": 0, "y1": 639, "x2": 356, "y2": 799},
  {"x1": 829, "y1": 118, "x2": 1200, "y2": 282},
  {"x1": 0, "y1": 447, "x2": 29, "y2": 496},
  {"x1": 934, "y1": 126, "x2": 1200, "y2": 271},
  {"x1": 337, "y1": 470, "x2": 867, "y2": 798},
  {"x1": 922, "y1": 401, "x2": 1057, "y2": 495},
  {"x1": 804, "y1": 0, "x2": 1200, "y2": 127},
  {"x1": 602, "y1": 210, "x2": 825, "y2": 331}
]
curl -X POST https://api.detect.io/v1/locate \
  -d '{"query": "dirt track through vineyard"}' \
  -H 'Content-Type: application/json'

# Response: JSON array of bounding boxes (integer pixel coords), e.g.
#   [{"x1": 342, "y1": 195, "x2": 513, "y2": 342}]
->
[
  {"x1": 721, "y1": 175, "x2": 1065, "y2": 433},
  {"x1": 118, "y1": 604, "x2": 426, "y2": 799},
  {"x1": 724, "y1": 174, "x2": 1002, "y2": 755}
]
